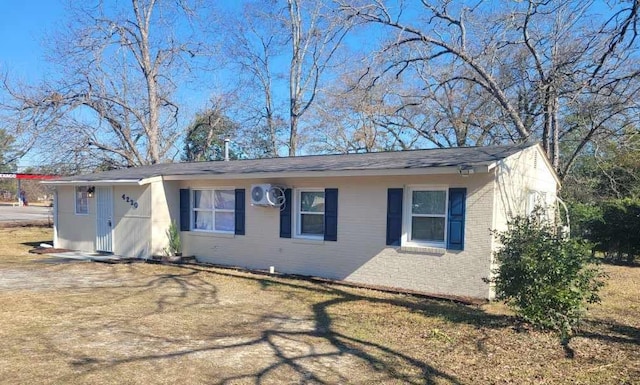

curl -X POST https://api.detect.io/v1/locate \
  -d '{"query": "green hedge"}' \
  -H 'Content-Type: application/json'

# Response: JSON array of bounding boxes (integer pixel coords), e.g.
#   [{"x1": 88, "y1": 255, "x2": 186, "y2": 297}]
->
[{"x1": 569, "y1": 199, "x2": 640, "y2": 264}]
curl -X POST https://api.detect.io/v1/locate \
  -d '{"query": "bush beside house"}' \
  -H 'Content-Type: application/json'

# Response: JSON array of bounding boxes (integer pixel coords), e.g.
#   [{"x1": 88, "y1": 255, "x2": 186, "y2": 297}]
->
[{"x1": 490, "y1": 209, "x2": 606, "y2": 341}]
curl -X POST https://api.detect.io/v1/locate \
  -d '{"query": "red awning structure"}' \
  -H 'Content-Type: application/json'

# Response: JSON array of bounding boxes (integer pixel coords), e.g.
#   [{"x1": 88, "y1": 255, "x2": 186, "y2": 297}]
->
[{"x1": 0, "y1": 173, "x2": 58, "y2": 180}]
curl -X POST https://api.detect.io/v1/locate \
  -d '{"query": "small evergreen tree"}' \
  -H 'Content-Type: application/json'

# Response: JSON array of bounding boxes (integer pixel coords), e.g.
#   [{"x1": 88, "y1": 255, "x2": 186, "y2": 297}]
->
[
  {"x1": 491, "y1": 209, "x2": 605, "y2": 341},
  {"x1": 0, "y1": 129, "x2": 19, "y2": 199},
  {"x1": 183, "y1": 109, "x2": 241, "y2": 162},
  {"x1": 589, "y1": 199, "x2": 640, "y2": 264},
  {"x1": 164, "y1": 221, "x2": 182, "y2": 257}
]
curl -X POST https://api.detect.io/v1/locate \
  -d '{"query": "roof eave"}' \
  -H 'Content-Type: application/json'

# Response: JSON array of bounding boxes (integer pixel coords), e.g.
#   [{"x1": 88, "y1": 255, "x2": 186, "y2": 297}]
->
[
  {"x1": 41, "y1": 164, "x2": 494, "y2": 185},
  {"x1": 42, "y1": 179, "x2": 142, "y2": 186},
  {"x1": 161, "y1": 165, "x2": 492, "y2": 181},
  {"x1": 138, "y1": 175, "x2": 163, "y2": 185}
]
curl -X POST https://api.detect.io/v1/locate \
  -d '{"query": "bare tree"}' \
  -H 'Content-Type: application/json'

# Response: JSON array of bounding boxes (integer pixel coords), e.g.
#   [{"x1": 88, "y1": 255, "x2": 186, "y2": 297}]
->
[
  {"x1": 2, "y1": 0, "x2": 205, "y2": 169},
  {"x1": 286, "y1": 0, "x2": 354, "y2": 155},
  {"x1": 218, "y1": 0, "x2": 355, "y2": 157},
  {"x1": 222, "y1": 2, "x2": 286, "y2": 157},
  {"x1": 340, "y1": 0, "x2": 640, "y2": 178},
  {"x1": 307, "y1": 74, "x2": 403, "y2": 153},
  {"x1": 369, "y1": 62, "x2": 511, "y2": 149}
]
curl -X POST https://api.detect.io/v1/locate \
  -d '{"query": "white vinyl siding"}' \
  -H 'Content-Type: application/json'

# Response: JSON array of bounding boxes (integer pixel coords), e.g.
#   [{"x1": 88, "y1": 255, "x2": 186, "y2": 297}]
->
[{"x1": 192, "y1": 189, "x2": 235, "y2": 233}]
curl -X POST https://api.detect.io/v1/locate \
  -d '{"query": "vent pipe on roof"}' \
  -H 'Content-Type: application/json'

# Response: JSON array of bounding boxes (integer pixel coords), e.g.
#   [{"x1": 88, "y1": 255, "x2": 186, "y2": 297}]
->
[{"x1": 224, "y1": 138, "x2": 230, "y2": 161}]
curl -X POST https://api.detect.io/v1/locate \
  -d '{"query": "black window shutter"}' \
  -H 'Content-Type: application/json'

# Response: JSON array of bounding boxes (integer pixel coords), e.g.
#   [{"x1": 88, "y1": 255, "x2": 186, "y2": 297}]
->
[
  {"x1": 447, "y1": 188, "x2": 467, "y2": 250},
  {"x1": 179, "y1": 189, "x2": 191, "y2": 231},
  {"x1": 234, "y1": 189, "x2": 245, "y2": 235},
  {"x1": 324, "y1": 188, "x2": 338, "y2": 241},
  {"x1": 386, "y1": 188, "x2": 403, "y2": 246},
  {"x1": 279, "y1": 188, "x2": 292, "y2": 238}
]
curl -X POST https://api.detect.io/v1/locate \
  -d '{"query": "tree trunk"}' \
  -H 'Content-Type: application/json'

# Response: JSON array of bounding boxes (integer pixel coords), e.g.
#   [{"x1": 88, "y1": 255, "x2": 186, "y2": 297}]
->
[
  {"x1": 264, "y1": 81, "x2": 278, "y2": 157},
  {"x1": 552, "y1": 94, "x2": 560, "y2": 170},
  {"x1": 288, "y1": 0, "x2": 301, "y2": 157},
  {"x1": 134, "y1": 0, "x2": 160, "y2": 164}
]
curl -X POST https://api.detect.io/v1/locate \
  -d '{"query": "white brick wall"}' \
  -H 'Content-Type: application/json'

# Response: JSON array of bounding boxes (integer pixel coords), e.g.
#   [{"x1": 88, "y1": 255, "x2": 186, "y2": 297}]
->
[
  {"x1": 57, "y1": 148, "x2": 557, "y2": 300},
  {"x1": 179, "y1": 173, "x2": 496, "y2": 299}
]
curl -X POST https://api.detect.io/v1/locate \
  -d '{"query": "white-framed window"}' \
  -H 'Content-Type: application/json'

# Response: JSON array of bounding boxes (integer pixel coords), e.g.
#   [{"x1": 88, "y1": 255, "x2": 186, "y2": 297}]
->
[
  {"x1": 295, "y1": 189, "x2": 325, "y2": 239},
  {"x1": 405, "y1": 186, "x2": 448, "y2": 246},
  {"x1": 75, "y1": 186, "x2": 89, "y2": 215},
  {"x1": 192, "y1": 189, "x2": 235, "y2": 233},
  {"x1": 526, "y1": 190, "x2": 548, "y2": 216}
]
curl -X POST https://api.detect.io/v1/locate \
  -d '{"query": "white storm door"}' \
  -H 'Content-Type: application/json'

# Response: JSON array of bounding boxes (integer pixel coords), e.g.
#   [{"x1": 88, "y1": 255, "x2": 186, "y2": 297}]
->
[{"x1": 96, "y1": 186, "x2": 113, "y2": 253}]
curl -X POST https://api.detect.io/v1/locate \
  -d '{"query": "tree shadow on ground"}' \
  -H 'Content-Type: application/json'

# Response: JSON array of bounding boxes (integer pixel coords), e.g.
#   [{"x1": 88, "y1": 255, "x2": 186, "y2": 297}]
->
[
  {"x1": 600, "y1": 258, "x2": 640, "y2": 268},
  {"x1": 578, "y1": 320, "x2": 640, "y2": 346},
  {"x1": 20, "y1": 239, "x2": 53, "y2": 248},
  {"x1": 47, "y1": 262, "x2": 519, "y2": 384},
  {"x1": 38, "y1": 261, "x2": 639, "y2": 384}
]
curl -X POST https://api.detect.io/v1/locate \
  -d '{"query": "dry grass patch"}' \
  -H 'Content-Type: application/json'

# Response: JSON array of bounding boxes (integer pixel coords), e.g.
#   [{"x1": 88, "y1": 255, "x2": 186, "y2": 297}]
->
[{"x1": 0, "y1": 227, "x2": 638, "y2": 384}]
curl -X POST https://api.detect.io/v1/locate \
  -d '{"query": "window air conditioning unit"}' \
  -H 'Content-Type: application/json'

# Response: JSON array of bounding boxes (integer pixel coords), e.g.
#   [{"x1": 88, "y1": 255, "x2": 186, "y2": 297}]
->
[{"x1": 250, "y1": 184, "x2": 284, "y2": 207}]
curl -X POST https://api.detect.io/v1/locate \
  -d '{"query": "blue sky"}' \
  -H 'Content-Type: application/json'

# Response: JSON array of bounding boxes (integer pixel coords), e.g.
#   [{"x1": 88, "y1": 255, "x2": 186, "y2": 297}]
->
[
  {"x1": 0, "y1": 1, "x2": 65, "y2": 82},
  {"x1": 0, "y1": 0, "x2": 623, "y2": 169},
  {"x1": 1, "y1": 1, "x2": 66, "y2": 169},
  {"x1": 0, "y1": 0, "x2": 338, "y2": 168}
]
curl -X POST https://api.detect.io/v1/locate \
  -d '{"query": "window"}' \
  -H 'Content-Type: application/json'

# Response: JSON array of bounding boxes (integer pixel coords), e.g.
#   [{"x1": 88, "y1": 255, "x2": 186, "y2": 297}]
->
[
  {"x1": 407, "y1": 188, "x2": 447, "y2": 245},
  {"x1": 526, "y1": 190, "x2": 547, "y2": 216},
  {"x1": 296, "y1": 189, "x2": 325, "y2": 238},
  {"x1": 75, "y1": 186, "x2": 89, "y2": 215},
  {"x1": 387, "y1": 187, "x2": 465, "y2": 249},
  {"x1": 192, "y1": 189, "x2": 235, "y2": 232},
  {"x1": 280, "y1": 188, "x2": 337, "y2": 241}
]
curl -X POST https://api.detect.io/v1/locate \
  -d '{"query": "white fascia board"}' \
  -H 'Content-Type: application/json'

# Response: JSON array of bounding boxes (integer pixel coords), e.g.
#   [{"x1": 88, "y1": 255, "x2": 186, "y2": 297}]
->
[
  {"x1": 161, "y1": 165, "x2": 491, "y2": 181},
  {"x1": 138, "y1": 175, "x2": 163, "y2": 185},
  {"x1": 41, "y1": 164, "x2": 494, "y2": 185},
  {"x1": 41, "y1": 179, "x2": 141, "y2": 186}
]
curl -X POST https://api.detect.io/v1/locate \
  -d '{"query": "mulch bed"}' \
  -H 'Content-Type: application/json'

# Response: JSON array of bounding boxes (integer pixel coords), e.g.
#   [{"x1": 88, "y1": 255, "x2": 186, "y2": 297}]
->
[{"x1": 148, "y1": 255, "x2": 198, "y2": 264}]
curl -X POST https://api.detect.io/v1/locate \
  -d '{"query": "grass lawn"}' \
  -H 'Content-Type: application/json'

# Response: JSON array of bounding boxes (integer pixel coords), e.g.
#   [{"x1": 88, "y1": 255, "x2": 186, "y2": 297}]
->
[{"x1": 0, "y1": 227, "x2": 638, "y2": 384}]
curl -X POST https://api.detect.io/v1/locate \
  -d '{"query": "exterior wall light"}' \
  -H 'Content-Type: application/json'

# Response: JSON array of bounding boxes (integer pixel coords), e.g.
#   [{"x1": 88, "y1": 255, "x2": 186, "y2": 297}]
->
[{"x1": 458, "y1": 165, "x2": 475, "y2": 176}]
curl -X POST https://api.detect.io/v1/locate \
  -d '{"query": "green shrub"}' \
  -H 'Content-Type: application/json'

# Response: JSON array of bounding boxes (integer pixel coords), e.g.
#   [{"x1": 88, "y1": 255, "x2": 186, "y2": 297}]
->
[
  {"x1": 566, "y1": 201, "x2": 602, "y2": 240},
  {"x1": 491, "y1": 210, "x2": 605, "y2": 340},
  {"x1": 589, "y1": 198, "x2": 640, "y2": 264},
  {"x1": 164, "y1": 221, "x2": 182, "y2": 257}
]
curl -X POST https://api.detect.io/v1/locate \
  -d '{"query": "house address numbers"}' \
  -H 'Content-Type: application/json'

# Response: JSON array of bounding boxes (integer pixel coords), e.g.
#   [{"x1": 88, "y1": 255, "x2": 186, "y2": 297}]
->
[{"x1": 121, "y1": 194, "x2": 139, "y2": 209}]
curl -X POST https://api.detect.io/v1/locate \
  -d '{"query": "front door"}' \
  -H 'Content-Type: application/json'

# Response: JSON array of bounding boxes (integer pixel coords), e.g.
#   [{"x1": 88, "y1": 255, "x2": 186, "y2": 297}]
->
[{"x1": 96, "y1": 186, "x2": 113, "y2": 253}]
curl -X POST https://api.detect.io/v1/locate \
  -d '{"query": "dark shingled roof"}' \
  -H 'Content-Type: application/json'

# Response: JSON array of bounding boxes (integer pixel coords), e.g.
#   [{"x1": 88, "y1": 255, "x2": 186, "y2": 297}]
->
[{"x1": 53, "y1": 142, "x2": 537, "y2": 182}]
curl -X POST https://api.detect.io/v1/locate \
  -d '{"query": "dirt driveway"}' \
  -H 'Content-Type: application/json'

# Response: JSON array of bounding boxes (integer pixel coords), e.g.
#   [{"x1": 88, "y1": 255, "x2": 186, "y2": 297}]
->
[
  {"x1": 0, "y1": 228, "x2": 453, "y2": 384},
  {"x1": 0, "y1": 263, "x2": 360, "y2": 384},
  {"x1": 1, "y1": 227, "x2": 639, "y2": 384}
]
